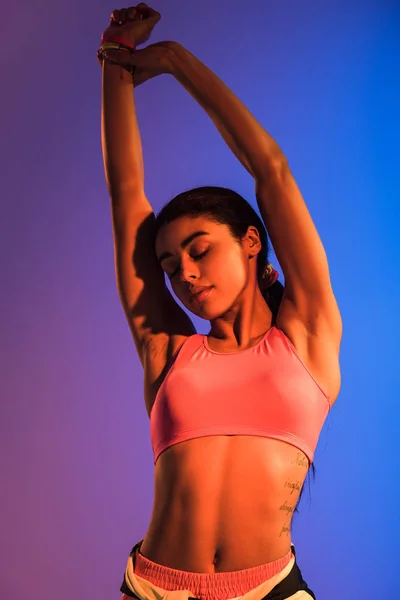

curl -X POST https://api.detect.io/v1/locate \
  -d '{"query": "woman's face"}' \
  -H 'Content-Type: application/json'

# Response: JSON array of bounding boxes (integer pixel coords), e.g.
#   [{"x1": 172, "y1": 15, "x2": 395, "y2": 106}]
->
[{"x1": 155, "y1": 216, "x2": 260, "y2": 318}]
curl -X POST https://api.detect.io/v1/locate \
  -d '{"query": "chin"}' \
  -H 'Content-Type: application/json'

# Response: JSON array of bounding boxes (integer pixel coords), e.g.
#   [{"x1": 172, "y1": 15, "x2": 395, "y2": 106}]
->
[{"x1": 190, "y1": 303, "x2": 225, "y2": 321}]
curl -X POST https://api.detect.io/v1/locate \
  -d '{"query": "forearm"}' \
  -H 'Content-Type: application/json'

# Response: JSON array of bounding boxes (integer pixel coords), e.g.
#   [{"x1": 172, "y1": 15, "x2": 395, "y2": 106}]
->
[
  {"x1": 101, "y1": 61, "x2": 144, "y2": 196},
  {"x1": 165, "y1": 43, "x2": 285, "y2": 180}
]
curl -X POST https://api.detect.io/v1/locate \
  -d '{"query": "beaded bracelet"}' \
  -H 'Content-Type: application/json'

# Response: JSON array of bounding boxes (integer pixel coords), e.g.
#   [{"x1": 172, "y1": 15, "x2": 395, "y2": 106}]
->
[{"x1": 97, "y1": 42, "x2": 136, "y2": 75}]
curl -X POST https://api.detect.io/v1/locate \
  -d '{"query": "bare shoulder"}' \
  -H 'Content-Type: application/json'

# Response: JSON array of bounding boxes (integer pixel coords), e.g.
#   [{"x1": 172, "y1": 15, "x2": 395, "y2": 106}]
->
[
  {"x1": 110, "y1": 196, "x2": 198, "y2": 415},
  {"x1": 275, "y1": 294, "x2": 342, "y2": 405}
]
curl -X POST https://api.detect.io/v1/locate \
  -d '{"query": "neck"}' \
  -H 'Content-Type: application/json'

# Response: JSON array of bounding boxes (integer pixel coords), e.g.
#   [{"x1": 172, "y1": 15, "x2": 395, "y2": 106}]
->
[{"x1": 208, "y1": 286, "x2": 273, "y2": 349}]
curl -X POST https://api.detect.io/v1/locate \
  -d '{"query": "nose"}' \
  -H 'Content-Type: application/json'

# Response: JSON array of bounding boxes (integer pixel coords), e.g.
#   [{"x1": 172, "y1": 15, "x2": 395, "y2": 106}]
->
[
  {"x1": 177, "y1": 258, "x2": 200, "y2": 284},
  {"x1": 178, "y1": 270, "x2": 198, "y2": 285}
]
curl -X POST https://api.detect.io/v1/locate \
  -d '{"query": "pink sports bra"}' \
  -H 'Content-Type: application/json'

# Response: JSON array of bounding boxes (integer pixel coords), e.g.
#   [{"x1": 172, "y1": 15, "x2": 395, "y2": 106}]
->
[{"x1": 150, "y1": 326, "x2": 331, "y2": 465}]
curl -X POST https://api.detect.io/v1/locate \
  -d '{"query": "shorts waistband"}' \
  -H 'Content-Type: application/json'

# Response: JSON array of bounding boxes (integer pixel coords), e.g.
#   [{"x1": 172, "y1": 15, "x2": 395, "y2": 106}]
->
[{"x1": 132, "y1": 541, "x2": 293, "y2": 600}]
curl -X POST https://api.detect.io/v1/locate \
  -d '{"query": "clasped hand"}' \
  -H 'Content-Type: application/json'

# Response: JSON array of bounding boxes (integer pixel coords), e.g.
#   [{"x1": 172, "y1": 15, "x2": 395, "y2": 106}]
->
[{"x1": 101, "y1": 3, "x2": 176, "y2": 86}]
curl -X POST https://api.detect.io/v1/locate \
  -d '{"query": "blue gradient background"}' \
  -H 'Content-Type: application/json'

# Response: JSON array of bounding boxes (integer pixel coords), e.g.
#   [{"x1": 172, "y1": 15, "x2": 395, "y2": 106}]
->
[{"x1": 1, "y1": 1, "x2": 399, "y2": 598}]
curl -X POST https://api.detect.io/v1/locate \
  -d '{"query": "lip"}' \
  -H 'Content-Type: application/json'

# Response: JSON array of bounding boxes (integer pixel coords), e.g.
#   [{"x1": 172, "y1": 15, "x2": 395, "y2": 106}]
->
[{"x1": 190, "y1": 286, "x2": 213, "y2": 304}]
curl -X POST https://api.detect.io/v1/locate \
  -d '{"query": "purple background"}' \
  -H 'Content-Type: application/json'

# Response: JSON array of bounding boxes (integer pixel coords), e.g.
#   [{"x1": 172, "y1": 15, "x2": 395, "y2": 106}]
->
[{"x1": 1, "y1": 0, "x2": 399, "y2": 598}]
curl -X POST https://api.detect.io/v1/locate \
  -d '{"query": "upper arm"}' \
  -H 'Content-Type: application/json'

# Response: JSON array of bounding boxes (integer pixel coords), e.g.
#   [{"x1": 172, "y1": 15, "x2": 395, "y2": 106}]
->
[
  {"x1": 255, "y1": 158, "x2": 342, "y2": 346},
  {"x1": 111, "y1": 193, "x2": 196, "y2": 367}
]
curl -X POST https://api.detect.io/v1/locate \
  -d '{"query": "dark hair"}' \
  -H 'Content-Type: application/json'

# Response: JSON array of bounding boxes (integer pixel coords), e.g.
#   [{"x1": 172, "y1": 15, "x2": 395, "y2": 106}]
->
[{"x1": 154, "y1": 185, "x2": 315, "y2": 513}]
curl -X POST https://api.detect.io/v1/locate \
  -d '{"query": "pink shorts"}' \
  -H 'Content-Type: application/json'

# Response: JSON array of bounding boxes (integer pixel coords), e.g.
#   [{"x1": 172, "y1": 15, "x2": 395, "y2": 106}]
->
[{"x1": 119, "y1": 539, "x2": 315, "y2": 600}]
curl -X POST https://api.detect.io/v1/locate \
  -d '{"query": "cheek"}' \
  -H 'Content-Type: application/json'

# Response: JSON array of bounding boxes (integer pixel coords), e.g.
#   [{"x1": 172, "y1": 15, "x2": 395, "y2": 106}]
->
[
  {"x1": 219, "y1": 254, "x2": 247, "y2": 288},
  {"x1": 211, "y1": 260, "x2": 247, "y2": 305}
]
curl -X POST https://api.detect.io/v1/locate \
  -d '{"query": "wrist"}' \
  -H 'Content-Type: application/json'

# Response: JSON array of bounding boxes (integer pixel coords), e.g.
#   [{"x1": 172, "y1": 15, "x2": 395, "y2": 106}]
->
[
  {"x1": 102, "y1": 57, "x2": 135, "y2": 84},
  {"x1": 162, "y1": 41, "x2": 184, "y2": 75}
]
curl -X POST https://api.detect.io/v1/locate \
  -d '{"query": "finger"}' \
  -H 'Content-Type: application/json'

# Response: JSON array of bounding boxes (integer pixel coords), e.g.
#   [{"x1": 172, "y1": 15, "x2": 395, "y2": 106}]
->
[
  {"x1": 110, "y1": 9, "x2": 120, "y2": 22},
  {"x1": 127, "y1": 6, "x2": 140, "y2": 20},
  {"x1": 136, "y1": 4, "x2": 161, "y2": 22},
  {"x1": 119, "y1": 8, "x2": 128, "y2": 23},
  {"x1": 134, "y1": 66, "x2": 152, "y2": 88},
  {"x1": 133, "y1": 69, "x2": 144, "y2": 87}
]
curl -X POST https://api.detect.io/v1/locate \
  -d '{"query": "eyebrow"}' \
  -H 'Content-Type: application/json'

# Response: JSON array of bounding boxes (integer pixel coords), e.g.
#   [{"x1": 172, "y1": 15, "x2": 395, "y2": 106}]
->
[{"x1": 157, "y1": 231, "x2": 210, "y2": 264}]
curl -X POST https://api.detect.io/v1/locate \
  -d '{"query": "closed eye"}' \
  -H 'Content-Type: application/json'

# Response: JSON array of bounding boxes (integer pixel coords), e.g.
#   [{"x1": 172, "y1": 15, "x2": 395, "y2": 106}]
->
[{"x1": 168, "y1": 250, "x2": 209, "y2": 280}]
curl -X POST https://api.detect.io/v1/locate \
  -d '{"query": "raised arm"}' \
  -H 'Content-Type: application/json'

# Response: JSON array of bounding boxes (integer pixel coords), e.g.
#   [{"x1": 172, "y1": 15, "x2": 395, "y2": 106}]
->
[
  {"x1": 101, "y1": 4, "x2": 161, "y2": 201},
  {"x1": 101, "y1": 55, "x2": 161, "y2": 364},
  {"x1": 163, "y1": 42, "x2": 283, "y2": 180},
  {"x1": 99, "y1": 9, "x2": 197, "y2": 367},
  {"x1": 101, "y1": 60, "x2": 146, "y2": 198},
  {"x1": 164, "y1": 43, "x2": 342, "y2": 345}
]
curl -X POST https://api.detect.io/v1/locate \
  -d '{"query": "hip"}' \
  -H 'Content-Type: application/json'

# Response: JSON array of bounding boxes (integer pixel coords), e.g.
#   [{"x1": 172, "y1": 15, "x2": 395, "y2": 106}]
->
[{"x1": 120, "y1": 540, "x2": 316, "y2": 600}]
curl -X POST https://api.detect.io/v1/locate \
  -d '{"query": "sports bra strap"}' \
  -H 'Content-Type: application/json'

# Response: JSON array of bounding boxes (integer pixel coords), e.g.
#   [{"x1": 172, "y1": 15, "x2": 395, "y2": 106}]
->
[{"x1": 170, "y1": 334, "x2": 203, "y2": 368}]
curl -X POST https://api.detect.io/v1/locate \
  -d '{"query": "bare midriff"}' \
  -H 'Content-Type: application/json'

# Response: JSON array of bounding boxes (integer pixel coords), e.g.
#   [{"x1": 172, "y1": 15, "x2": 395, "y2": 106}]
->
[{"x1": 139, "y1": 435, "x2": 310, "y2": 573}]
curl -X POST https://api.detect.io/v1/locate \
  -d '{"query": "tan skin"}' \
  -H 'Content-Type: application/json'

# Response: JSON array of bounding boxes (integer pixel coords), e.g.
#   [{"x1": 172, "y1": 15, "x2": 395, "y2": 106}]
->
[
  {"x1": 137, "y1": 216, "x2": 339, "y2": 572},
  {"x1": 103, "y1": 3, "x2": 341, "y2": 575},
  {"x1": 155, "y1": 216, "x2": 272, "y2": 349}
]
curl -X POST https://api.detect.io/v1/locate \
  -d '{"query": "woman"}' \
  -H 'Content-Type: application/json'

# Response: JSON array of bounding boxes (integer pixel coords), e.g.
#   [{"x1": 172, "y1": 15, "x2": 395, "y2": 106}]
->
[{"x1": 99, "y1": 5, "x2": 343, "y2": 600}]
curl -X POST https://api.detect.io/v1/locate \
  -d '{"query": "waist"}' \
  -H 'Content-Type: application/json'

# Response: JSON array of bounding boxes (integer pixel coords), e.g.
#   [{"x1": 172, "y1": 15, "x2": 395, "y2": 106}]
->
[
  {"x1": 140, "y1": 527, "x2": 293, "y2": 574},
  {"x1": 145, "y1": 482, "x2": 298, "y2": 570}
]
